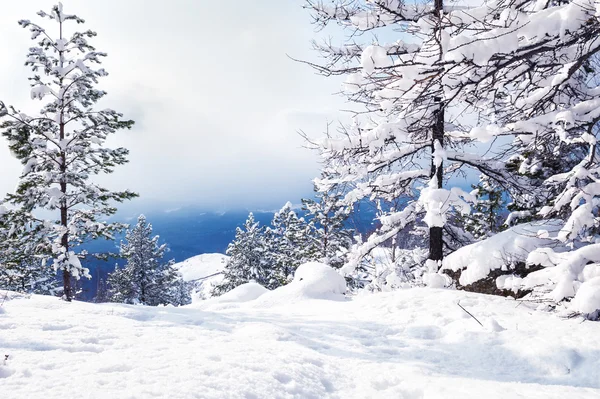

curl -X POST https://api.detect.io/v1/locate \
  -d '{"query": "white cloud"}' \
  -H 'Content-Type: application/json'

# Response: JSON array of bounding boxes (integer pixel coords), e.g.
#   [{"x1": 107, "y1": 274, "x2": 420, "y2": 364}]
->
[{"x1": 0, "y1": 0, "x2": 346, "y2": 209}]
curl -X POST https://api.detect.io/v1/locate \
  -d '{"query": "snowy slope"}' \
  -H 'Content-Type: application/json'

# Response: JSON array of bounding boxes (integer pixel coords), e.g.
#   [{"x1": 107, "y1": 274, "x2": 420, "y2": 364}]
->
[
  {"x1": 174, "y1": 253, "x2": 228, "y2": 281},
  {"x1": 173, "y1": 253, "x2": 228, "y2": 301},
  {"x1": 1, "y1": 287, "x2": 599, "y2": 398}
]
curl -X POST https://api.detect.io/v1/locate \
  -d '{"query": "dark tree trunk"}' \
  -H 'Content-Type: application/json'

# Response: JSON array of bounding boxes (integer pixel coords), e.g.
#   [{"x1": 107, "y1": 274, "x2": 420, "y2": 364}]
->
[
  {"x1": 429, "y1": 0, "x2": 444, "y2": 262},
  {"x1": 58, "y1": 18, "x2": 72, "y2": 301}
]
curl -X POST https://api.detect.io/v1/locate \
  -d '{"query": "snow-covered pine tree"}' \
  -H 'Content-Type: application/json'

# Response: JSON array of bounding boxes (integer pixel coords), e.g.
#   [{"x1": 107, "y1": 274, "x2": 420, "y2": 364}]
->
[
  {"x1": 300, "y1": 1, "x2": 506, "y2": 277},
  {"x1": 0, "y1": 209, "x2": 58, "y2": 295},
  {"x1": 107, "y1": 215, "x2": 179, "y2": 306},
  {"x1": 0, "y1": 3, "x2": 137, "y2": 301},
  {"x1": 301, "y1": 181, "x2": 354, "y2": 268},
  {"x1": 442, "y1": 0, "x2": 600, "y2": 306},
  {"x1": 106, "y1": 264, "x2": 130, "y2": 303},
  {"x1": 460, "y1": 175, "x2": 506, "y2": 241},
  {"x1": 267, "y1": 202, "x2": 313, "y2": 284},
  {"x1": 169, "y1": 276, "x2": 192, "y2": 307},
  {"x1": 212, "y1": 213, "x2": 273, "y2": 295},
  {"x1": 93, "y1": 278, "x2": 109, "y2": 303}
]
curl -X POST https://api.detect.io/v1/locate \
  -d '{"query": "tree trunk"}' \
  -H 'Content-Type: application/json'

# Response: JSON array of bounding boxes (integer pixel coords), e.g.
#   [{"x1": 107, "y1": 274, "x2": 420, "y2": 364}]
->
[
  {"x1": 429, "y1": 0, "x2": 444, "y2": 262},
  {"x1": 429, "y1": 106, "x2": 444, "y2": 262},
  {"x1": 58, "y1": 18, "x2": 71, "y2": 301}
]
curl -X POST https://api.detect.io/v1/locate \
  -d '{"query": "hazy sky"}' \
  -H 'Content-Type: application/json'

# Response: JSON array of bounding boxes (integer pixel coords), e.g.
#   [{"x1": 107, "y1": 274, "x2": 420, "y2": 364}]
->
[{"x1": 0, "y1": 1, "x2": 347, "y2": 210}]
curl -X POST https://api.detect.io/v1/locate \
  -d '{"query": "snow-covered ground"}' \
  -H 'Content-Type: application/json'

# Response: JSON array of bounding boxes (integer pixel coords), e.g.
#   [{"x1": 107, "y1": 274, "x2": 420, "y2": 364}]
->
[{"x1": 1, "y1": 273, "x2": 599, "y2": 398}]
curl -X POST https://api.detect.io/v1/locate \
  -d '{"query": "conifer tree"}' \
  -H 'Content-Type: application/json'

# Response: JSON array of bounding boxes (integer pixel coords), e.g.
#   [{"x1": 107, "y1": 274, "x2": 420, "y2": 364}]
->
[
  {"x1": 302, "y1": 183, "x2": 354, "y2": 268},
  {"x1": 440, "y1": 0, "x2": 600, "y2": 305},
  {"x1": 212, "y1": 213, "x2": 274, "y2": 295},
  {"x1": 0, "y1": 3, "x2": 137, "y2": 301},
  {"x1": 107, "y1": 215, "x2": 179, "y2": 306},
  {"x1": 93, "y1": 278, "x2": 109, "y2": 303},
  {"x1": 267, "y1": 202, "x2": 313, "y2": 284},
  {"x1": 0, "y1": 209, "x2": 58, "y2": 295},
  {"x1": 460, "y1": 176, "x2": 506, "y2": 240}
]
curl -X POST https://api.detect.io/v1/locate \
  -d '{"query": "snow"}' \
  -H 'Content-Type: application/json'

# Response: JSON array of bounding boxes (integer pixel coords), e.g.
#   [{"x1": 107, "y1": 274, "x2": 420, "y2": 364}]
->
[{"x1": 1, "y1": 288, "x2": 599, "y2": 398}]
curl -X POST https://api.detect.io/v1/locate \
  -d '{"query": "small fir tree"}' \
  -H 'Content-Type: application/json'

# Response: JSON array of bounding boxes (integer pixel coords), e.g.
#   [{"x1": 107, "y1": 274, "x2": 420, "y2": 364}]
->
[
  {"x1": 212, "y1": 213, "x2": 274, "y2": 295},
  {"x1": 301, "y1": 184, "x2": 354, "y2": 268},
  {"x1": 266, "y1": 202, "x2": 313, "y2": 284},
  {"x1": 107, "y1": 215, "x2": 179, "y2": 306}
]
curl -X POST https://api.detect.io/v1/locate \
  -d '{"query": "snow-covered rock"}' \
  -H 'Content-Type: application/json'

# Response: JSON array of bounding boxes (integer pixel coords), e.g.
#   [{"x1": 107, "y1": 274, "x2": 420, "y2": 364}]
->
[
  {"x1": 442, "y1": 220, "x2": 568, "y2": 287},
  {"x1": 253, "y1": 262, "x2": 347, "y2": 307}
]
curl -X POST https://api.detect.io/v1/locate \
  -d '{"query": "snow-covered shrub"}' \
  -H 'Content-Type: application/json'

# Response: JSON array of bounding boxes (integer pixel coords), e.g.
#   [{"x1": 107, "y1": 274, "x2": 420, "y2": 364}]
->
[{"x1": 362, "y1": 247, "x2": 429, "y2": 293}]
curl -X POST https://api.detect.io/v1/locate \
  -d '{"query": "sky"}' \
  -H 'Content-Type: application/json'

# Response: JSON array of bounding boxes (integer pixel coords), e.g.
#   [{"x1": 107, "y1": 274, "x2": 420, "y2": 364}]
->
[{"x1": 0, "y1": 0, "x2": 348, "y2": 210}]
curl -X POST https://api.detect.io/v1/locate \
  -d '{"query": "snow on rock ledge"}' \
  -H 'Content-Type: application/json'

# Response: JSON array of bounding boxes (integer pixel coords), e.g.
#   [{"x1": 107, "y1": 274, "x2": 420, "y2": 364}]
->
[
  {"x1": 253, "y1": 262, "x2": 347, "y2": 307},
  {"x1": 442, "y1": 220, "x2": 567, "y2": 287}
]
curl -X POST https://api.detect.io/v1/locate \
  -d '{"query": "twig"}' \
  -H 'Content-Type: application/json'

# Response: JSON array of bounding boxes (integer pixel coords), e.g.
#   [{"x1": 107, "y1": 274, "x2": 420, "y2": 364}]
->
[
  {"x1": 457, "y1": 300, "x2": 484, "y2": 328},
  {"x1": 0, "y1": 290, "x2": 9, "y2": 308}
]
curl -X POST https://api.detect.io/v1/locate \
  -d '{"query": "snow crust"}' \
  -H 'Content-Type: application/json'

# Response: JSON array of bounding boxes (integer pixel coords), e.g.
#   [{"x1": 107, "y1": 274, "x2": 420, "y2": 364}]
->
[{"x1": 1, "y1": 288, "x2": 599, "y2": 398}]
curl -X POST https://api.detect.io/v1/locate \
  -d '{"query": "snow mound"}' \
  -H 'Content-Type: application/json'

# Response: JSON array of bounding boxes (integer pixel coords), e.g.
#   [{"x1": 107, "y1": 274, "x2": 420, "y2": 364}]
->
[
  {"x1": 253, "y1": 262, "x2": 347, "y2": 307},
  {"x1": 442, "y1": 220, "x2": 567, "y2": 286},
  {"x1": 213, "y1": 282, "x2": 268, "y2": 303},
  {"x1": 570, "y1": 277, "x2": 600, "y2": 314}
]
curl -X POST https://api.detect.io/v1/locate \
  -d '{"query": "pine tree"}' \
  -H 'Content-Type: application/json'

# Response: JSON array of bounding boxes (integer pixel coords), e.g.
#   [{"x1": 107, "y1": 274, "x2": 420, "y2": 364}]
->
[
  {"x1": 266, "y1": 202, "x2": 313, "y2": 284},
  {"x1": 212, "y1": 213, "x2": 274, "y2": 295},
  {"x1": 107, "y1": 215, "x2": 179, "y2": 306},
  {"x1": 169, "y1": 276, "x2": 192, "y2": 307},
  {"x1": 93, "y1": 278, "x2": 109, "y2": 303},
  {"x1": 460, "y1": 176, "x2": 506, "y2": 240},
  {"x1": 0, "y1": 210, "x2": 58, "y2": 295},
  {"x1": 301, "y1": 183, "x2": 354, "y2": 268},
  {"x1": 0, "y1": 4, "x2": 137, "y2": 301}
]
